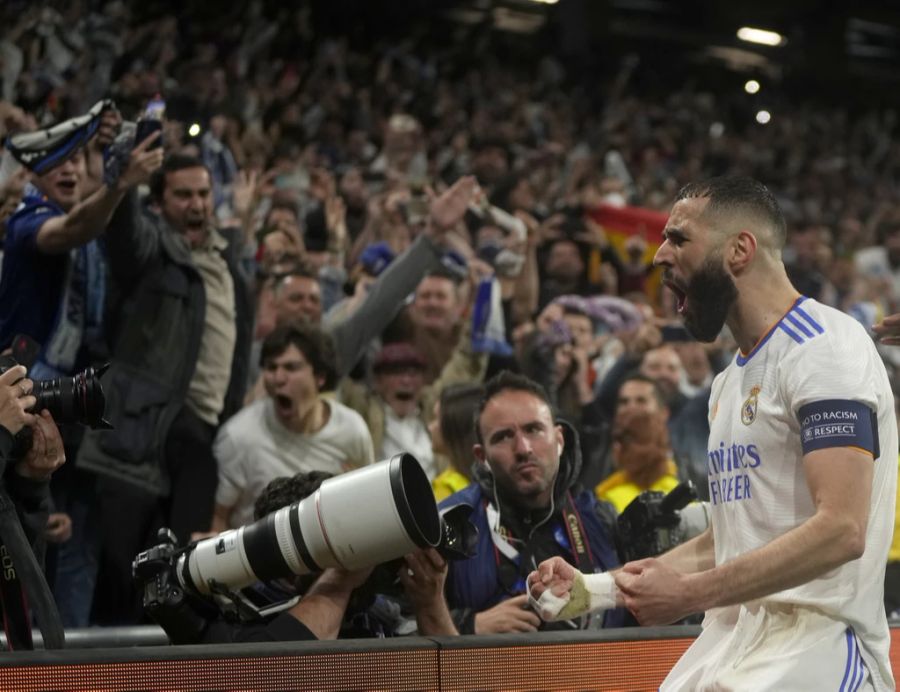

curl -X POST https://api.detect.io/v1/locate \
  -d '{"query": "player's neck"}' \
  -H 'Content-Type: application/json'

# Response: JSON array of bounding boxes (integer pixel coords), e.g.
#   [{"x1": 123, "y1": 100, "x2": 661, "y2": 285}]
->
[{"x1": 728, "y1": 269, "x2": 801, "y2": 355}]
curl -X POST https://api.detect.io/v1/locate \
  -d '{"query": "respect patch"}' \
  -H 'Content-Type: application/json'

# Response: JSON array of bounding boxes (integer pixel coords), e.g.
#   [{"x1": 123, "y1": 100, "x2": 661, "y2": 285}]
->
[{"x1": 798, "y1": 399, "x2": 879, "y2": 458}]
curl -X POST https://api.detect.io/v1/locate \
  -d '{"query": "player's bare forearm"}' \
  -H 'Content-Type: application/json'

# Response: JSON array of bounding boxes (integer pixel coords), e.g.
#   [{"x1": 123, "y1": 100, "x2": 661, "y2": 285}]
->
[
  {"x1": 683, "y1": 448, "x2": 871, "y2": 614},
  {"x1": 685, "y1": 508, "x2": 863, "y2": 613}
]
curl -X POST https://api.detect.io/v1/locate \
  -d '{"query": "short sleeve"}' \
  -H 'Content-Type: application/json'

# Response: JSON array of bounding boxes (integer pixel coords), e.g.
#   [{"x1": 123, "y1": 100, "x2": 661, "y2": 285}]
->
[
  {"x1": 779, "y1": 327, "x2": 881, "y2": 457},
  {"x1": 779, "y1": 329, "x2": 879, "y2": 417}
]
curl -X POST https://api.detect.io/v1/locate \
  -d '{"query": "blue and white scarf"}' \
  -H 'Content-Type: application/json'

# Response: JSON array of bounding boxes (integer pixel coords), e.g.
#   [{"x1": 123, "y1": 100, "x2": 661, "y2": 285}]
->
[
  {"x1": 32, "y1": 237, "x2": 106, "y2": 380},
  {"x1": 471, "y1": 276, "x2": 513, "y2": 356}
]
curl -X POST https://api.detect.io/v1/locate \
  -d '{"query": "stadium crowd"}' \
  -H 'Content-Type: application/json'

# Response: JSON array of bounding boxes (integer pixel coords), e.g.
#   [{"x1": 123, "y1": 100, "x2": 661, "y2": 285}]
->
[{"x1": 0, "y1": 0, "x2": 899, "y2": 641}]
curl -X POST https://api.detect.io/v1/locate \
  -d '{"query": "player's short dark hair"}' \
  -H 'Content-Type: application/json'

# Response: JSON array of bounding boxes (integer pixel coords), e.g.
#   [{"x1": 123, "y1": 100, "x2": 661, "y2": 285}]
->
[
  {"x1": 675, "y1": 176, "x2": 786, "y2": 250},
  {"x1": 260, "y1": 322, "x2": 337, "y2": 391},
  {"x1": 474, "y1": 371, "x2": 554, "y2": 445}
]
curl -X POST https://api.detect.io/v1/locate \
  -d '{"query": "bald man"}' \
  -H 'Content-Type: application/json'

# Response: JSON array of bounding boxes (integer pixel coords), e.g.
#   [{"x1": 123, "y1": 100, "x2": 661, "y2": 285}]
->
[{"x1": 531, "y1": 177, "x2": 897, "y2": 690}]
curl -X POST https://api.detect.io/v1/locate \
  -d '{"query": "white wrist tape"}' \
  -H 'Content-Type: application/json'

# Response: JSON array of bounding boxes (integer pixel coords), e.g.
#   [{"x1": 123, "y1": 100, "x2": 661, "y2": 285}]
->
[{"x1": 529, "y1": 570, "x2": 618, "y2": 621}]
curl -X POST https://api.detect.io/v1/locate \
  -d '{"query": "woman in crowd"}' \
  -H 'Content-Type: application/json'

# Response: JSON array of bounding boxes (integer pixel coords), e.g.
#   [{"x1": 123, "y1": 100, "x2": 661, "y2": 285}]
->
[{"x1": 430, "y1": 383, "x2": 484, "y2": 501}]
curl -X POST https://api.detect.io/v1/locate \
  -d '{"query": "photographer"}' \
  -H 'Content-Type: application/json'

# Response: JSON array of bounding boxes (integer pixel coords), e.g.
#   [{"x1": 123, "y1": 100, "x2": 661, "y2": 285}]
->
[
  {"x1": 0, "y1": 371, "x2": 66, "y2": 552},
  {"x1": 176, "y1": 470, "x2": 455, "y2": 644},
  {"x1": 0, "y1": 365, "x2": 66, "y2": 648},
  {"x1": 440, "y1": 372, "x2": 625, "y2": 634}
]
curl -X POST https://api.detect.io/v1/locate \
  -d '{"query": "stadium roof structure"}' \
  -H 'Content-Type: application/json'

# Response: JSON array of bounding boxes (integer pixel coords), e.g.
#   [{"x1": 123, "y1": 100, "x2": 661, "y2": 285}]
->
[{"x1": 437, "y1": 0, "x2": 900, "y2": 100}]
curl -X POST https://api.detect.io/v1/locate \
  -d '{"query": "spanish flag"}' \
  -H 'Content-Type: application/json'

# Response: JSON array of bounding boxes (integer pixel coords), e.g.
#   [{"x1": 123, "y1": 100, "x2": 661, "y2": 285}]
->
[{"x1": 587, "y1": 203, "x2": 669, "y2": 307}]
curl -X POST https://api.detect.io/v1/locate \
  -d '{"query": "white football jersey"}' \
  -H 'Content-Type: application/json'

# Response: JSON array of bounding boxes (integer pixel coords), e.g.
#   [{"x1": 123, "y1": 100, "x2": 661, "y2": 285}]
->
[{"x1": 702, "y1": 297, "x2": 897, "y2": 689}]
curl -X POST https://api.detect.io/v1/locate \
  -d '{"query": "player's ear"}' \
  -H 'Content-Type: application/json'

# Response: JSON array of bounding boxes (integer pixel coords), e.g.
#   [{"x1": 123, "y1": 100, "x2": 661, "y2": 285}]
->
[{"x1": 728, "y1": 229, "x2": 757, "y2": 274}]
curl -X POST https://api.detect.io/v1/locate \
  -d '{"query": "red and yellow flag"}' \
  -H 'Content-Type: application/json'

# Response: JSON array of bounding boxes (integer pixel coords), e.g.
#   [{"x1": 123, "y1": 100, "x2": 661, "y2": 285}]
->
[{"x1": 587, "y1": 203, "x2": 669, "y2": 307}]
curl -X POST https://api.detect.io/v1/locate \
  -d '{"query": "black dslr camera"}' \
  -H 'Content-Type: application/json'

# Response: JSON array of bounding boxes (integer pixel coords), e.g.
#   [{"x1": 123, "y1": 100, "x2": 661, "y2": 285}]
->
[
  {"x1": 0, "y1": 334, "x2": 110, "y2": 430},
  {"x1": 616, "y1": 481, "x2": 699, "y2": 563},
  {"x1": 0, "y1": 355, "x2": 111, "y2": 430}
]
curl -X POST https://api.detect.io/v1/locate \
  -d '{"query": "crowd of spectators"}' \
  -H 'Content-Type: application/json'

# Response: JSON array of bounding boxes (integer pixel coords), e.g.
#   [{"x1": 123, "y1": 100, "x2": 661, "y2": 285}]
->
[{"x1": 1, "y1": 0, "x2": 899, "y2": 640}]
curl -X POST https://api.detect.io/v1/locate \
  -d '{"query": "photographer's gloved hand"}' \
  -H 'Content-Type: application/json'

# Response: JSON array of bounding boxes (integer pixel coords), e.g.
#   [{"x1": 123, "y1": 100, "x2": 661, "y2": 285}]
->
[
  {"x1": 15, "y1": 410, "x2": 66, "y2": 482},
  {"x1": 0, "y1": 365, "x2": 36, "y2": 436}
]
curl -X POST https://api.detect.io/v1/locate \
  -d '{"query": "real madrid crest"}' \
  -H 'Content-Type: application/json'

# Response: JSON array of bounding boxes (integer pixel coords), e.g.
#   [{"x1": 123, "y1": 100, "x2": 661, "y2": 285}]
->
[{"x1": 741, "y1": 385, "x2": 761, "y2": 425}]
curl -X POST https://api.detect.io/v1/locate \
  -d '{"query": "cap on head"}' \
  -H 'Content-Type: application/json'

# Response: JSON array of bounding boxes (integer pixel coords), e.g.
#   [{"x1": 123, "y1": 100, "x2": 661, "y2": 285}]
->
[{"x1": 359, "y1": 242, "x2": 395, "y2": 277}]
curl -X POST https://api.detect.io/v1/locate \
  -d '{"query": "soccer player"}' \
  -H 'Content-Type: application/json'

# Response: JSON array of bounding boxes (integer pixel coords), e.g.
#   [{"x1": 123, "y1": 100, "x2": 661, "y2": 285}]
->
[{"x1": 529, "y1": 177, "x2": 897, "y2": 690}]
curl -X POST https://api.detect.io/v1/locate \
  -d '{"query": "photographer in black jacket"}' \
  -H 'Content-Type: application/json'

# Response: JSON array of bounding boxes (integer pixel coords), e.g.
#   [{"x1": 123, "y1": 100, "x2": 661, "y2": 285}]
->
[{"x1": 0, "y1": 364, "x2": 67, "y2": 649}]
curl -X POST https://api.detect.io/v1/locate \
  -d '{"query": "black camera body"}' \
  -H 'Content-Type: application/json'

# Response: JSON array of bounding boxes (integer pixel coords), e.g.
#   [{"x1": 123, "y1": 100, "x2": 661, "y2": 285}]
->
[
  {"x1": 0, "y1": 354, "x2": 111, "y2": 430},
  {"x1": 616, "y1": 481, "x2": 698, "y2": 563},
  {"x1": 132, "y1": 529, "x2": 222, "y2": 644}
]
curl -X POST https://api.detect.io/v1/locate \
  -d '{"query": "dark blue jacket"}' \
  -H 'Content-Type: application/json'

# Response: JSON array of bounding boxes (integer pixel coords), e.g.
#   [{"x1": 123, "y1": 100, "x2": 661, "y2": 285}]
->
[{"x1": 439, "y1": 420, "x2": 627, "y2": 633}]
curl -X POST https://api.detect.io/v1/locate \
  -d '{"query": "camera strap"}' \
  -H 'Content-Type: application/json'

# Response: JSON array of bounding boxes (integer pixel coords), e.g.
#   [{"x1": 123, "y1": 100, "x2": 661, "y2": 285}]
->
[
  {"x1": 0, "y1": 538, "x2": 31, "y2": 650},
  {"x1": 0, "y1": 493, "x2": 65, "y2": 650},
  {"x1": 560, "y1": 492, "x2": 596, "y2": 572}
]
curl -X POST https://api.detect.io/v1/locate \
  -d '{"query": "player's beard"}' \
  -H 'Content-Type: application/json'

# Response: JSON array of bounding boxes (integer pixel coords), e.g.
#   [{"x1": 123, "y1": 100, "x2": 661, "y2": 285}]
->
[{"x1": 683, "y1": 255, "x2": 738, "y2": 342}]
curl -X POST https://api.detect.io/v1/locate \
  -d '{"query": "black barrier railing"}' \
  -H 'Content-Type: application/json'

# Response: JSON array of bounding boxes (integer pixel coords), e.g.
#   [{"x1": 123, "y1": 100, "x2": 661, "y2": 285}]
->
[
  {"x1": 0, "y1": 625, "x2": 170, "y2": 650},
  {"x1": 7, "y1": 618, "x2": 900, "y2": 651},
  {"x1": 2, "y1": 624, "x2": 701, "y2": 656},
  {"x1": 7, "y1": 618, "x2": 900, "y2": 650}
]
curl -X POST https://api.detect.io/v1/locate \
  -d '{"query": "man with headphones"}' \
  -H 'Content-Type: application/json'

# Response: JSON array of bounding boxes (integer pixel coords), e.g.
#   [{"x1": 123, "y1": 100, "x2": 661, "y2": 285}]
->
[{"x1": 438, "y1": 371, "x2": 625, "y2": 634}]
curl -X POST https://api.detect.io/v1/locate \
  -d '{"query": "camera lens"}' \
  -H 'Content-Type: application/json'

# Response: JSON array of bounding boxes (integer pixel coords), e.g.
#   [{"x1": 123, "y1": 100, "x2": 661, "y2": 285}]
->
[
  {"x1": 32, "y1": 365, "x2": 111, "y2": 429},
  {"x1": 180, "y1": 454, "x2": 443, "y2": 596}
]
